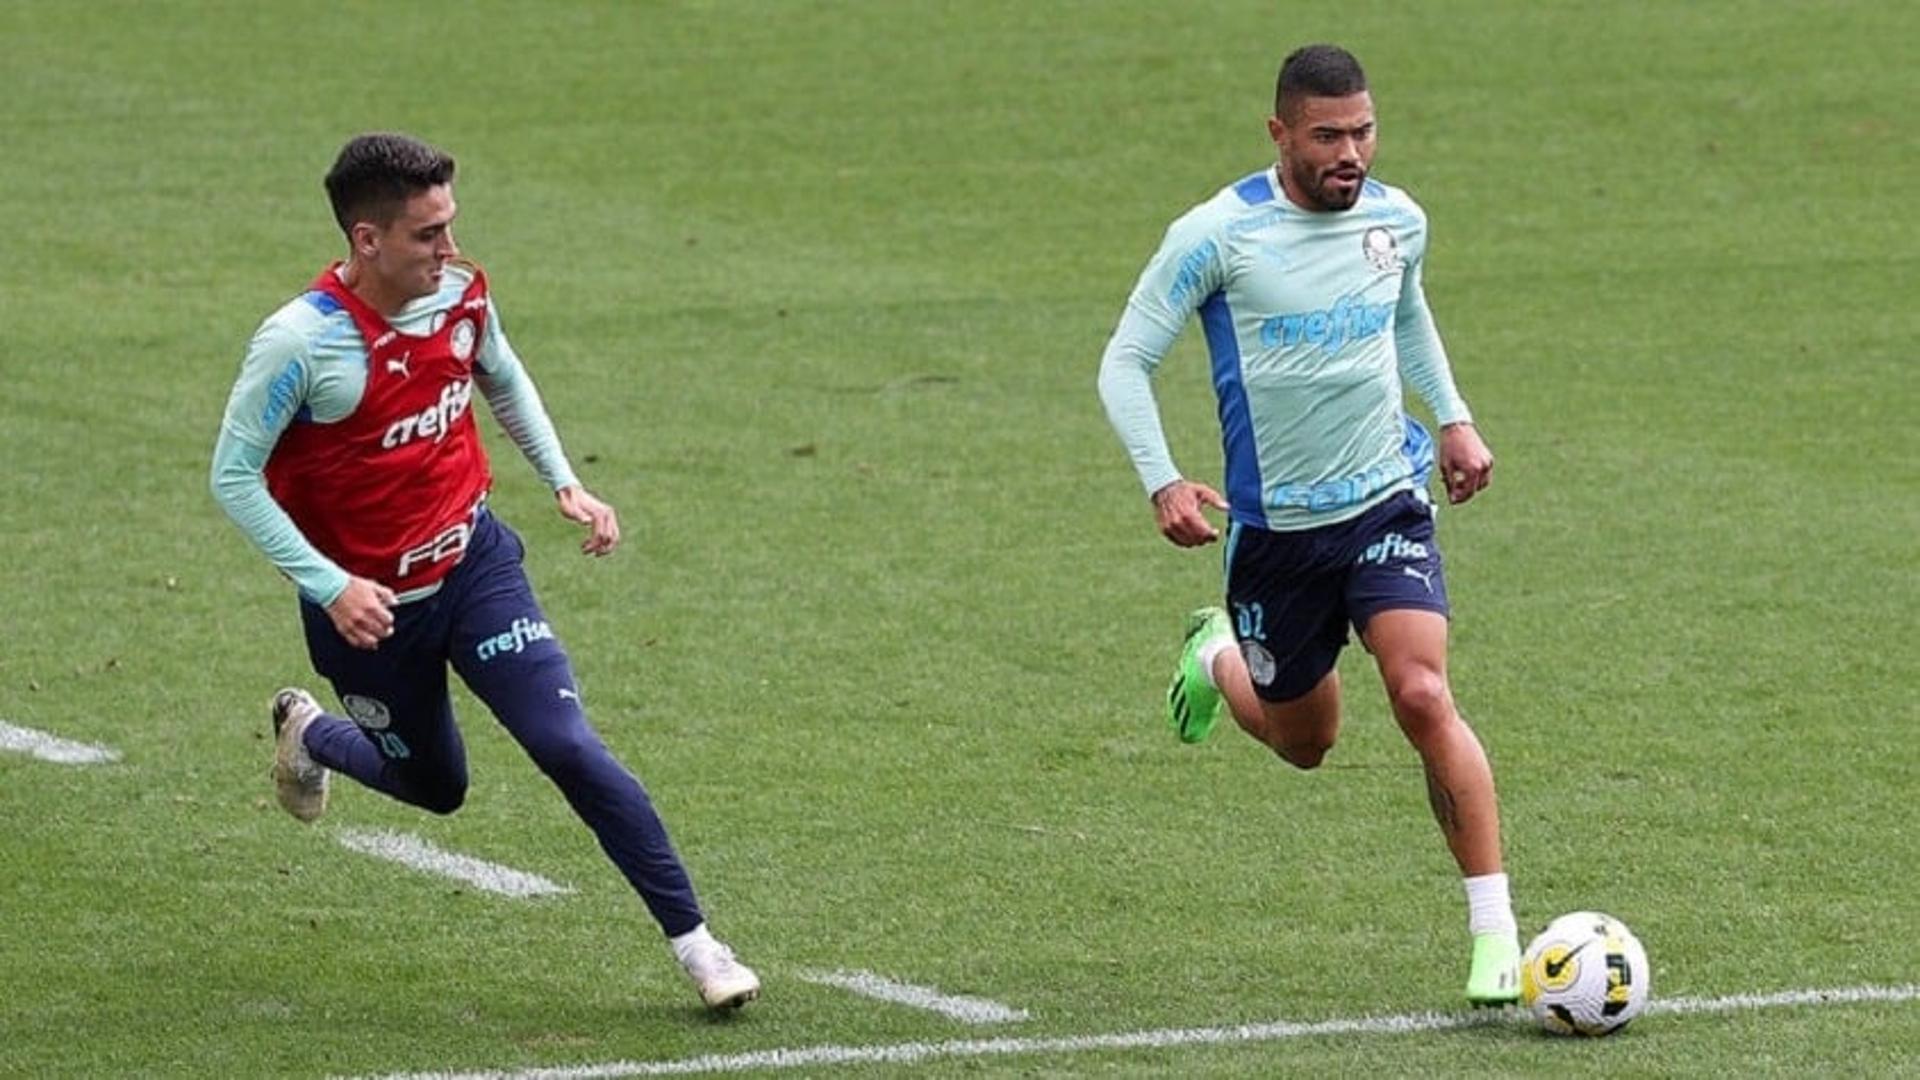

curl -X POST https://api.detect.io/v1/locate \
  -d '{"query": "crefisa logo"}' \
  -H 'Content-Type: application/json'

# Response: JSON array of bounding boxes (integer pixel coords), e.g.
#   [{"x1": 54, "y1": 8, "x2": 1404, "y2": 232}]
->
[{"x1": 475, "y1": 617, "x2": 555, "y2": 662}]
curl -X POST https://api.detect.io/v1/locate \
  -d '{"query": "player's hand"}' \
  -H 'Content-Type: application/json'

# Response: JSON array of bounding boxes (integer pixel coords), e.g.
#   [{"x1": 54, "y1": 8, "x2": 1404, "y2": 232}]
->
[
  {"x1": 327, "y1": 576, "x2": 398, "y2": 650},
  {"x1": 1439, "y1": 422, "x2": 1494, "y2": 505},
  {"x1": 1151, "y1": 479, "x2": 1228, "y2": 547},
  {"x1": 557, "y1": 484, "x2": 620, "y2": 556}
]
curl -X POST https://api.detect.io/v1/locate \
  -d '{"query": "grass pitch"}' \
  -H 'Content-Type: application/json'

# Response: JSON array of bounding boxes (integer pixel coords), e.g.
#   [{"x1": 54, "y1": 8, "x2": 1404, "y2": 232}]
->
[{"x1": 1, "y1": 1, "x2": 1916, "y2": 1076}]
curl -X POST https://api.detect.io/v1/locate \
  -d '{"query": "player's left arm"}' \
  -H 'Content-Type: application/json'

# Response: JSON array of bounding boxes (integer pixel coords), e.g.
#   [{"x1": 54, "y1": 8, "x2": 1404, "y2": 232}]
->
[
  {"x1": 1394, "y1": 234, "x2": 1492, "y2": 505},
  {"x1": 472, "y1": 300, "x2": 619, "y2": 555}
]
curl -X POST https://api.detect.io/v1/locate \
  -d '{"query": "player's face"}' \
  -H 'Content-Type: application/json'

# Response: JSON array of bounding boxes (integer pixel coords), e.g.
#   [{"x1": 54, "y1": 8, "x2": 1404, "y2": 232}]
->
[
  {"x1": 362, "y1": 185, "x2": 460, "y2": 301},
  {"x1": 1268, "y1": 93, "x2": 1376, "y2": 212}
]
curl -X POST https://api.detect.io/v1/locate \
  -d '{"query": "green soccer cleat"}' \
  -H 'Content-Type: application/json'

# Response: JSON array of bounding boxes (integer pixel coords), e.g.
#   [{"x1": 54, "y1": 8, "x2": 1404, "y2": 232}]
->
[
  {"x1": 1165, "y1": 606, "x2": 1231, "y2": 744},
  {"x1": 1465, "y1": 930, "x2": 1522, "y2": 1007}
]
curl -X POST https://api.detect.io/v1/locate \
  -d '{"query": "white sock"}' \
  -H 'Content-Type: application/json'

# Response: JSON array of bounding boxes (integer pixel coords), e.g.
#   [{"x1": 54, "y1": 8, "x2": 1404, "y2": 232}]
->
[
  {"x1": 1464, "y1": 872, "x2": 1517, "y2": 936},
  {"x1": 670, "y1": 922, "x2": 715, "y2": 964},
  {"x1": 1195, "y1": 635, "x2": 1234, "y2": 690}
]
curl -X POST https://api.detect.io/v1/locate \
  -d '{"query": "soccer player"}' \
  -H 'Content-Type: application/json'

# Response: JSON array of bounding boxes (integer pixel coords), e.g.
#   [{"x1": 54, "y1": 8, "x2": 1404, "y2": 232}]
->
[
  {"x1": 1096, "y1": 46, "x2": 1520, "y2": 1006},
  {"x1": 210, "y1": 133, "x2": 759, "y2": 1010}
]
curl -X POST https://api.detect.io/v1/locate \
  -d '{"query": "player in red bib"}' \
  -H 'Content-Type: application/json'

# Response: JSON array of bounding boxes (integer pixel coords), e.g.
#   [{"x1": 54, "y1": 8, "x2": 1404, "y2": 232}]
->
[
  {"x1": 265, "y1": 262, "x2": 494, "y2": 598},
  {"x1": 211, "y1": 133, "x2": 759, "y2": 1010}
]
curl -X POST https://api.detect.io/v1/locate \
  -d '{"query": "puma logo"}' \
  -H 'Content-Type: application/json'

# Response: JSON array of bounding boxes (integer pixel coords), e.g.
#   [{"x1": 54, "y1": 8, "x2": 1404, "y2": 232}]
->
[
  {"x1": 386, "y1": 355, "x2": 411, "y2": 378},
  {"x1": 1402, "y1": 566, "x2": 1434, "y2": 592}
]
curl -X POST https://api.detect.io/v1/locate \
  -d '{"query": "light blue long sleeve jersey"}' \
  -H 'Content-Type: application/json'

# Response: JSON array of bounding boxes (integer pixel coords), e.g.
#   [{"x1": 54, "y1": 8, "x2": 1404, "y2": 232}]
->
[
  {"x1": 210, "y1": 264, "x2": 579, "y2": 608},
  {"x1": 1098, "y1": 166, "x2": 1472, "y2": 532}
]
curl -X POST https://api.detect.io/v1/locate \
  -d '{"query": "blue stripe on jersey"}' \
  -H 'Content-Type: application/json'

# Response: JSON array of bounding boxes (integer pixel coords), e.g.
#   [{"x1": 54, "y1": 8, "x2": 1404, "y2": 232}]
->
[
  {"x1": 301, "y1": 289, "x2": 343, "y2": 316},
  {"x1": 1362, "y1": 178, "x2": 1385, "y2": 198},
  {"x1": 1233, "y1": 171, "x2": 1276, "y2": 206},
  {"x1": 1198, "y1": 290, "x2": 1268, "y2": 528},
  {"x1": 261, "y1": 359, "x2": 302, "y2": 428},
  {"x1": 1400, "y1": 415, "x2": 1434, "y2": 486}
]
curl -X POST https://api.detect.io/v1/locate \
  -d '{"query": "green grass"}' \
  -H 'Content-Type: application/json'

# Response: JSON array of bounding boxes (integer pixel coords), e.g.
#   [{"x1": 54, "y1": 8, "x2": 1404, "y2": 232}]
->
[{"x1": 2, "y1": 1, "x2": 1917, "y2": 1076}]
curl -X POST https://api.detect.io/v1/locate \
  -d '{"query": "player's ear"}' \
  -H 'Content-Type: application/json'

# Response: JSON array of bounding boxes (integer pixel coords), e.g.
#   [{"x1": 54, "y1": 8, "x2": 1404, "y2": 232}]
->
[
  {"x1": 349, "y1": 220, "x2": 379, "y2": 259},
  {"x1": 1266, "y1": 114, "x2": 1288, "y2": 147}
]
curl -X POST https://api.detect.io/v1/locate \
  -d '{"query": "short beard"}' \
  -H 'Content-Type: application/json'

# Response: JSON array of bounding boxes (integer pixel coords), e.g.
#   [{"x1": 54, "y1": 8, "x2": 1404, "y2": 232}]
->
[{"x1": 1287, "y1": 160, "x2": 1363, "y2": 212}]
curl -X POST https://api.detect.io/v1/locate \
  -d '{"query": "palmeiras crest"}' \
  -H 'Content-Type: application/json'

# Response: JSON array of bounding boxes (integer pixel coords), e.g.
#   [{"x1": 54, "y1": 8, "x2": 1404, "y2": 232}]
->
[{"x1": 1362, "y1": 226, "x2": 1402, "y2": 271}]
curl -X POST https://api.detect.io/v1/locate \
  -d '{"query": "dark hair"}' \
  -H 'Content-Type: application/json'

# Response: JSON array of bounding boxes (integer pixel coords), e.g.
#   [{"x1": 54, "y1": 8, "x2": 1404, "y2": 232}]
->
[
  {"x1": 1275, "y1": 45, "x2": 1369, "y2": 120},
  {"x1": 323, "y1": 133, "x2": 456, "y2": 235}
]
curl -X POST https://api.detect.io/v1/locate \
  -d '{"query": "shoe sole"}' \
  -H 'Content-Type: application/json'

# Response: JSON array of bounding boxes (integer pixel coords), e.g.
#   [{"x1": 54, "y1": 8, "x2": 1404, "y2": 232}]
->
[
  {"x1": 704, "y1": 985, "x2": 759, "y2": 1010},
  {"x1": 273, "y1": 770, "x2": 327, "y2": 823}
]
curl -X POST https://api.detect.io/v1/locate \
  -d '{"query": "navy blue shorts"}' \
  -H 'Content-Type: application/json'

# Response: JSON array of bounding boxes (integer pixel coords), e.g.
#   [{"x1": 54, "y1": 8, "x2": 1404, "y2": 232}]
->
[
  {"x1": 296, "y1": 508, "x2": 708, "y2": 935},
  {"x1": 1224, "y1": 488, "x2": 1449, "y2": 702},
  {"x1": 298, "y1": 507, "x2": 568, "y2": 767}
]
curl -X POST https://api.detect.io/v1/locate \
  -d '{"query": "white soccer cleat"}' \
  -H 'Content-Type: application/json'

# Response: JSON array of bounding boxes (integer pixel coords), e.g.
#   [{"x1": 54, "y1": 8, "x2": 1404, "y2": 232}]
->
[
  {"x1": 270, "y1": 688, "x2": 329, "y2": 823},
  {"x1": 680, "y1": 939, "x2": 760, "y2": 1010}
]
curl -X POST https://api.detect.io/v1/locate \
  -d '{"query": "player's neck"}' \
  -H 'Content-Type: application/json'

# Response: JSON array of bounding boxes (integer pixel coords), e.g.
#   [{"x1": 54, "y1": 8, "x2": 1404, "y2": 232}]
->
[{"x1": 337, "y1": 259, "x2": 412, "y2": 319}]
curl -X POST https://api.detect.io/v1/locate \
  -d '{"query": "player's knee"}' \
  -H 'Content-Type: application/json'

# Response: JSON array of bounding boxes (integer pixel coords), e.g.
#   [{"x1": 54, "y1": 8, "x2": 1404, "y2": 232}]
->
[
  {"x1": 420, "y1": 788, "x2": 466, "y2": 815},
  {"x1": 418, "y1": 775, "x2": 468, "y2": 815},
  {"x1": 527, "y1": 724, "x2": 607, "y2": 783},
  {"x1": 393, "y1": 756, "x2": 469, "y2": 815},
  {"x1": 1388, "y1": 669, "x2": 1454, "y2": 738},
  {"x1": 1257, "y1": 691, "x2": 1339, "y2": 769},
  {"x1": 1276, "y1": 737, "x2": 1333, "y2": 770}
]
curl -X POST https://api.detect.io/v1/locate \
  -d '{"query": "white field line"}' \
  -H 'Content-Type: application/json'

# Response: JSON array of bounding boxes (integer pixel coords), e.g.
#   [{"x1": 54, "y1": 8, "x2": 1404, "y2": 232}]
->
[
  {"x1": 354, "y1": 982, "x2": 1920, "y2": 1079},
  {"x1": 800, "y1": 969, "x2": 1030, "y2": 1024},
  {"x1": 335, "y1": 828, "x2": 574, "y2": 898},
  {"x1": 0, "y1": 720, "x2": 120, "y2": 764}
]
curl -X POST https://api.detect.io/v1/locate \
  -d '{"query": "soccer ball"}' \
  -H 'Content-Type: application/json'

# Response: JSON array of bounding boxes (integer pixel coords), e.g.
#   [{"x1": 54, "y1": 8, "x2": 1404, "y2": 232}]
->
[{"x1": 1520, "y1": 911, "x2": 1651, "y2": 1036}]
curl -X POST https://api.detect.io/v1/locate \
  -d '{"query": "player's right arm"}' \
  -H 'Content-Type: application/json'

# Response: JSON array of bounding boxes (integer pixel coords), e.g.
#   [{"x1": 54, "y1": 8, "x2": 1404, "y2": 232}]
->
[
  {"x1": 1096, "y1": 208, "x2": 1229, "y2": 546},
  {"x1": 210, "y1": 317, "x2": 395, "y2": 647}
]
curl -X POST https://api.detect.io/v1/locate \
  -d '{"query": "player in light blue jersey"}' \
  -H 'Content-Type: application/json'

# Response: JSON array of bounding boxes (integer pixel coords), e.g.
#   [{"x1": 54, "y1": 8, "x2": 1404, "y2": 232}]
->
[{"x1": 1098, "y1": 45, "x2": 1520, "y2": 1006}]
